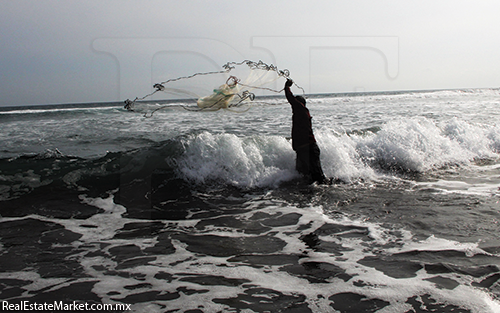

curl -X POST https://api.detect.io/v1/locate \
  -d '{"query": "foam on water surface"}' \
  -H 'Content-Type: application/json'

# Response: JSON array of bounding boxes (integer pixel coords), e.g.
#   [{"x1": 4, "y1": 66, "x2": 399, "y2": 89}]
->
[
  {"x1": 1, "y1": 190, "x2": 499, "y2": 312},
  {"x1": 1, "y1": 89, "x2": 500, "y2": 311}
]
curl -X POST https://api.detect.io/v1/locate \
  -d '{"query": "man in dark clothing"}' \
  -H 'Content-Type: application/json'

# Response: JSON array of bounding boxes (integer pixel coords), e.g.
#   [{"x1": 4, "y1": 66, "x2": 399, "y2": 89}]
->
[{"x1": 285, "y1": 79, "x2": 327, "y2": 184}]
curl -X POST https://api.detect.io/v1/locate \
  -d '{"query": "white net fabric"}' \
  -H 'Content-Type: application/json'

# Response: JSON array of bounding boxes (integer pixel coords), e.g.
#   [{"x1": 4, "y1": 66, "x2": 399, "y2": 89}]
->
[{"x1": 124, "y1": 60, "x2": 304, "y2": 116}]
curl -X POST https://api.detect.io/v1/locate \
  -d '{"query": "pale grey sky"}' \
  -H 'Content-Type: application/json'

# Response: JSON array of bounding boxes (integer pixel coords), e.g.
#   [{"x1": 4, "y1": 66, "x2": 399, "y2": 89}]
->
[{"x1": 1, "y1": 0, "x2": 499, "y2": 106}]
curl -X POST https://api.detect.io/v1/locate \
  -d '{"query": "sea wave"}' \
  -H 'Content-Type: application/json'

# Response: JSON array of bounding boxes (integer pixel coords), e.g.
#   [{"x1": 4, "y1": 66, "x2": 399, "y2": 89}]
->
[
  {"x1": 171, "y1": 117, "x2": 500, "y2": 186},
  {"x1": 351, "y1": 118, "x2": 499, "y2": 174},
  {"x1": 176, "y1": 132, "x2": 298, "y2": 188},
  {"x1": 1, "y1": 116, "x2": 499, "y2": 198}
]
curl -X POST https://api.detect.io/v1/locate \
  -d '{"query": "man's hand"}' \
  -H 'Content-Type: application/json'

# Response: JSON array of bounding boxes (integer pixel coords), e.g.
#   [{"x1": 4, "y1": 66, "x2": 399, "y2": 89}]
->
[{"x1": 285, "y1": 79, "x2": 293, "y2": 88}]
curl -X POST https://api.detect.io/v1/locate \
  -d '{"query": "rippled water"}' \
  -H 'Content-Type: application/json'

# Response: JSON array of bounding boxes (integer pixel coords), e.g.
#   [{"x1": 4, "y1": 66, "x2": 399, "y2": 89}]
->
[{"x1": 0, "y1": 88, "x2": 499, "y2": 312}]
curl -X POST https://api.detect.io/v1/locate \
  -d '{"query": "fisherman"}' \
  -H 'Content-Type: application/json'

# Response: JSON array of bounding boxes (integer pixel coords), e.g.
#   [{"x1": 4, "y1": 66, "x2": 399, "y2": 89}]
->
[{"x1": 285, "y1": 79, "x2": 327, "y2": 184}]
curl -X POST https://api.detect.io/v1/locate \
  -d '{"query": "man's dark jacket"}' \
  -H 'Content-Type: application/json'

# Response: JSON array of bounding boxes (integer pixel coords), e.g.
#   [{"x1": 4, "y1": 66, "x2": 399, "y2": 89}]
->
[{"x1": 285, "y1": 86, "x2": 316, "y2": 151}]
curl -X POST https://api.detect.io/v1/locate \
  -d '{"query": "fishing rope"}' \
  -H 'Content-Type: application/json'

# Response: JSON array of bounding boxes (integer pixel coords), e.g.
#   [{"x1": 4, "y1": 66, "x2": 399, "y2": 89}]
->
[{"x1": 124, "y1": 60, "x2": 305, "y2": 117}]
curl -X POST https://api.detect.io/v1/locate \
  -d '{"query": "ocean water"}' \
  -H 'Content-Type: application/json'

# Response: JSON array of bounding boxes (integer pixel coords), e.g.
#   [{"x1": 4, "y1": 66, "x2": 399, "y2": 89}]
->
[{"x1": 1, "y1": 88, "x2": 500, "y2": 312}]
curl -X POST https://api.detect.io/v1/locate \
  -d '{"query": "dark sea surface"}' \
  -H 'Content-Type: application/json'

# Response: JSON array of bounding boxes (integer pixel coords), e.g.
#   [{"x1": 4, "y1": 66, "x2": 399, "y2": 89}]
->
[{"x1": 1, "y1": 88, "x2": 500, "y2": 312}]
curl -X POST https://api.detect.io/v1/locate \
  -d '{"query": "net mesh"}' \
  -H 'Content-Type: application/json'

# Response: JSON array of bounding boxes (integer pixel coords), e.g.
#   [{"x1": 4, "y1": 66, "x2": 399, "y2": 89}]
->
[{"x1": 124, "y1": 60, "x2": 304, "y2": 116}]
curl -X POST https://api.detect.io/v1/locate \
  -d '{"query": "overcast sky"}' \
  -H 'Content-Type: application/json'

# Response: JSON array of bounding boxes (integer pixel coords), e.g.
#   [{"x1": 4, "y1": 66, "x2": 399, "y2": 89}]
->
[{"x1": 1, "y1": 0, "x2": 500, "y2": 106}]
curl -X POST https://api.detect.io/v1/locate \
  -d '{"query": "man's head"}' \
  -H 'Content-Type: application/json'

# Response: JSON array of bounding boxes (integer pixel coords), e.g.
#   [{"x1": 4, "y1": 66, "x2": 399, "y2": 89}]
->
[{"x1": 295, "y1": 95, "x2": 306, "y2": 106}]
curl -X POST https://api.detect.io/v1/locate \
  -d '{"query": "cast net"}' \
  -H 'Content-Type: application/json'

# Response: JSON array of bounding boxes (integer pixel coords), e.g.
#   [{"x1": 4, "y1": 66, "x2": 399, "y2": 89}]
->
[{"x1": 123, "y1": 60, "x2": 304, "y2": 117}]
